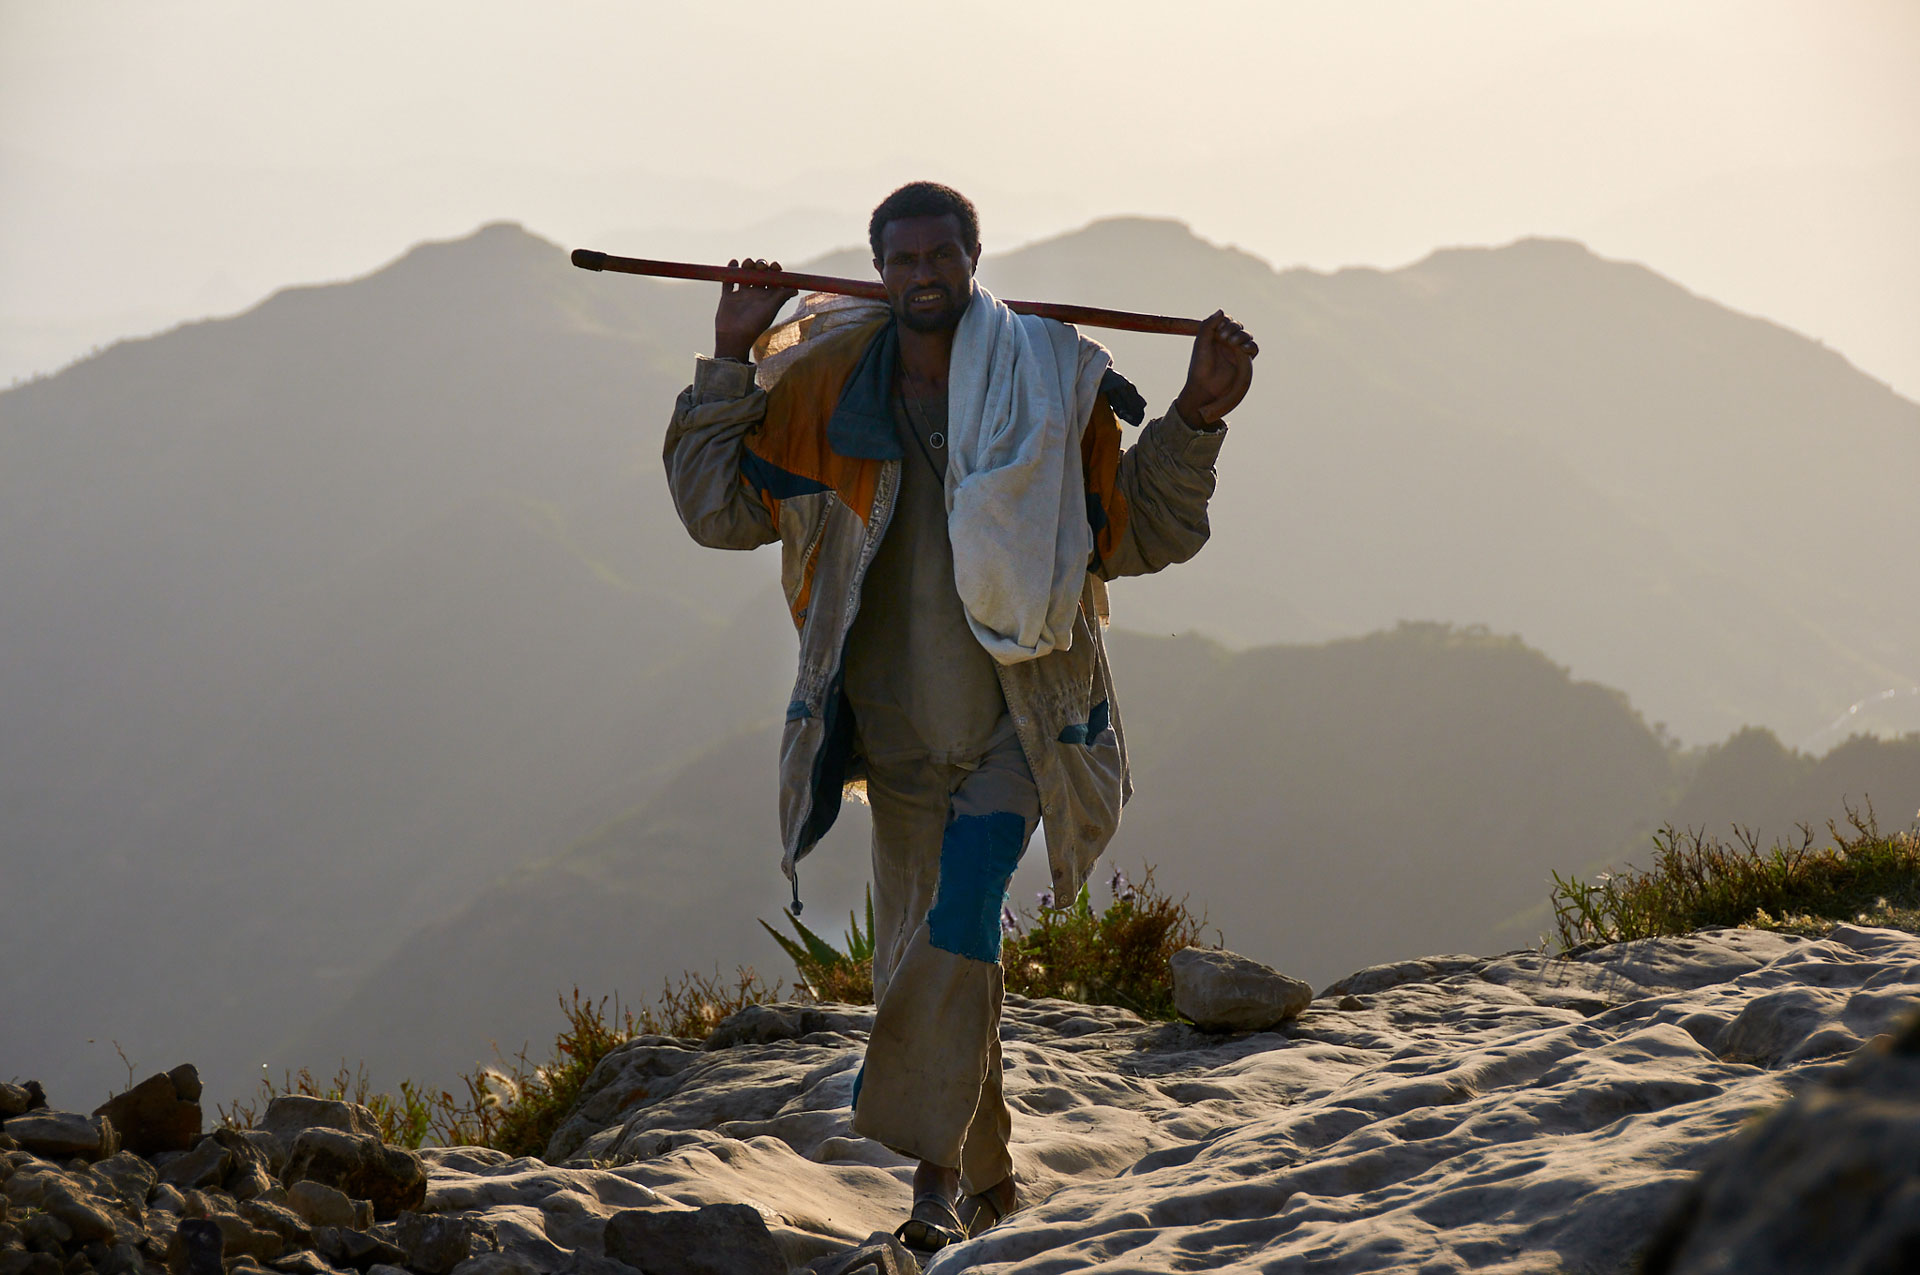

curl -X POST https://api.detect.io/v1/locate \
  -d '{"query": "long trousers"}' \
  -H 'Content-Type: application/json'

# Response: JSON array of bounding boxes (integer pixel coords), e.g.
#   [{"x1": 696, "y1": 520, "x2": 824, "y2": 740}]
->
[{"x1": 849, "y1": 725, "x2": 1039, "y2": 1194}]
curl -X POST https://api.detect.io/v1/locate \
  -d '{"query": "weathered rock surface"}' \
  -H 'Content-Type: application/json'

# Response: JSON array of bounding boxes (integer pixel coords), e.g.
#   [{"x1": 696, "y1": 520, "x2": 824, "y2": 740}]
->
[
  {"x1": 93, "y1": 1065, "x2": 203, "y2": 1156},
  {"x1": 1169, "y1": 946, "x2": 1314, "y2": 1030},
  {"x1": 529, "y1": 925, "x2": 1920, "y2": 1273},
  {"x1": 1641, "y1": 1004, "x2": 1920, "y2": 1273},
  {"x1": 603, "y1": 1203, "x2": 786, "y2": 1275},
  {"x1": 4, "y1": 924, "x2": 1914, "y2": 1274},
  {"x1": 282, "y1": 1130, "x2": 427, "y2": 1220},
  {"x1": 3, "y1": 1111, "x2": 118, "y2": 1162}
]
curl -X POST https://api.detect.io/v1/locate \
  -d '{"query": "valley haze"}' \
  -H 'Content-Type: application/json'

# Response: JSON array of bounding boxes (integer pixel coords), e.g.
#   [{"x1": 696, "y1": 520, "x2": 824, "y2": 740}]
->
[{"x1": 2, "y1": 216, "x2": 1917, "y2": 1113}]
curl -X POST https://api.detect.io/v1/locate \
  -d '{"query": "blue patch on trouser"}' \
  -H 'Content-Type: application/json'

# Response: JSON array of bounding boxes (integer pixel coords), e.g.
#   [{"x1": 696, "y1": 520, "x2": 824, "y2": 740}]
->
[{"x1": 927, "y1": 811, "x2": 1028, "y2": 963}]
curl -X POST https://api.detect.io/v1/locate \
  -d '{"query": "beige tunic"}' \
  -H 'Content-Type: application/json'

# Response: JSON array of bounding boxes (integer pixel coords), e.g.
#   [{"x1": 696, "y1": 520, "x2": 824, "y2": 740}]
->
[{"x1": 842, "y1": 389, "x2": 1008, "y2": 766}]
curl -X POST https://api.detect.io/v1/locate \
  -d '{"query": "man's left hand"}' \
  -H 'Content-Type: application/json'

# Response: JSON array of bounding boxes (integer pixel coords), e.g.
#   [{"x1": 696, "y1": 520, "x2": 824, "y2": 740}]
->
[{"x1": 1173, "y1": 311, "x2": 1259, "y2": 428}]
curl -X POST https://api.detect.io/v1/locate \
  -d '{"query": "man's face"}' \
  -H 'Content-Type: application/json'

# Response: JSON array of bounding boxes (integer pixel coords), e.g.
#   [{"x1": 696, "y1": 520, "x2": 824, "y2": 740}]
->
[{"x1": 875, "y1": 214, "x2": 978, "y2": 334}]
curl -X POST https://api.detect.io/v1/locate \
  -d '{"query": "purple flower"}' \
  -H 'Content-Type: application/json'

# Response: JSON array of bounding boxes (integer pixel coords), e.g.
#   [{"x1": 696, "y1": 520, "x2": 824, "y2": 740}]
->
[
  {"x1": 1108, "y1": 866, "x2": 1134, "y2": 903},
  {"x1": 1036, "y1": 889, "x2": 1055, "y2": 910},
  {"x1": 1000, "y1": 906, "x2": 1020, "y2": 937}
]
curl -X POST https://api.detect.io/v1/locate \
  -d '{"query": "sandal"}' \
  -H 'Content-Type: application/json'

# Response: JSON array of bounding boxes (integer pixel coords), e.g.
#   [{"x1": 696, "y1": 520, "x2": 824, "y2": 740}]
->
[
  {"x1": 895, "y1": 1192, "x2": 967, "y2": 1252},
  {"x1": 958, "y1": 1176, "x2": 1020, "y2": 1238}
]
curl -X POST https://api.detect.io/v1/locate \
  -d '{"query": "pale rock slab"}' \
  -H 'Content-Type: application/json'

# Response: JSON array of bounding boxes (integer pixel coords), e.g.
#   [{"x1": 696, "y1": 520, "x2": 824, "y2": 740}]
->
[
  {"x1": 1169, "y1": 947, "x2": 1314, "y2": 1030},
  {"x1": 286, "y1": 925, "x2": 1920, "y2": 1274}
]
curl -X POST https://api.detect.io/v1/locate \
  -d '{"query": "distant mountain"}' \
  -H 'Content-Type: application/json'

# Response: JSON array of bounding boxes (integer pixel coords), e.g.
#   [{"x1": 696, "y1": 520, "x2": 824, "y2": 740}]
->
[
  {"x1": 5, "y1": 217, "x2": 1915, "y2": 1103},
  {"x1": 969, "y1": 220, "x2": 1920, "y2": 744}
]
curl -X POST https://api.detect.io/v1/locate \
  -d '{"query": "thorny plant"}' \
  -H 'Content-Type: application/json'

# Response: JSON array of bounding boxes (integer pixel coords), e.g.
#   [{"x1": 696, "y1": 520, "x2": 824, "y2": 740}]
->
[{"x1": 1550, "y1": 800, "x2": 1920, "y2": 952}]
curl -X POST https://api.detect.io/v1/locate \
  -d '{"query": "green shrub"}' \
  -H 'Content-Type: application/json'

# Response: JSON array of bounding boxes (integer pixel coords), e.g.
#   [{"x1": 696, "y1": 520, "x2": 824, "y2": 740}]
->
[
  {"x1": 1550, "y1": 804, "x2": 1920, "y2": 951},
  {"x1": 1002, "y1": 865, "x2": 1214, "y2": 1020}
]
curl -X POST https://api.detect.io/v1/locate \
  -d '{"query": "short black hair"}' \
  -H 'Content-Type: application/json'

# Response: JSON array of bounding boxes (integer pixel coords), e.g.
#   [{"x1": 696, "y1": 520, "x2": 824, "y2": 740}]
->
[{"x1": 868, "y1": 182, "x2": 980, "y2": 260}]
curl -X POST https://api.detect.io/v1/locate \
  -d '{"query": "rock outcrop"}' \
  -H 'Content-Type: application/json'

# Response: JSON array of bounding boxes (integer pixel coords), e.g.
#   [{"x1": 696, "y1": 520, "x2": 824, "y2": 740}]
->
[{"x1": 5, "y1": 924, "x2": 1916, "y2": 1274}]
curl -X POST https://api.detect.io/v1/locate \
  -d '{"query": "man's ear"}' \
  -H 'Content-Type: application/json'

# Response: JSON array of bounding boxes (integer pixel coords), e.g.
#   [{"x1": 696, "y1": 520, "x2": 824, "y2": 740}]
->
[
  {"x1": 873, "y1": 258, "x2": 883, "y2": 277},
  {"x1": 968, "y1": 243, "x2": 982, "y2": 274}
]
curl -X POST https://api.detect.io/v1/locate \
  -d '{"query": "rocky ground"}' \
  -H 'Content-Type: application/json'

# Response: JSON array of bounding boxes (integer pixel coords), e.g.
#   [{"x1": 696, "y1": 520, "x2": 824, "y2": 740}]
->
[{"x1": 7, "y1": 925, "x2": 1918, "y2": 1274}]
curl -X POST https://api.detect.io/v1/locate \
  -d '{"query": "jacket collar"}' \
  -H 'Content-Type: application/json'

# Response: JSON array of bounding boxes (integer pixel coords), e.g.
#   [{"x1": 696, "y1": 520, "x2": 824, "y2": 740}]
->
[{"x1": 827, "y1": 320, "x2": 905, "y2": 460}]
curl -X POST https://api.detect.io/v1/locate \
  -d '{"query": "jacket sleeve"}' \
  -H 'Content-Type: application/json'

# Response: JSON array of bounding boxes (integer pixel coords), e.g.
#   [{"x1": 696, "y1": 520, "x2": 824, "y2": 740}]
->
[
  {"x1": 662, "y1": 356, "x2": 779, "y2": 550},
  {"x1": 1091, "y1": 401, "x2": 1228, "y2": 580}
]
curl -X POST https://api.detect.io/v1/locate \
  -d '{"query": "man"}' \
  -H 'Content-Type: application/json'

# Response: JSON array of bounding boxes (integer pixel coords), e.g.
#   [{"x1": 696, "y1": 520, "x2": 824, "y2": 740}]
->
[{"x1": 663, "y1": 182, "x2": 1256, "y2": 1250}]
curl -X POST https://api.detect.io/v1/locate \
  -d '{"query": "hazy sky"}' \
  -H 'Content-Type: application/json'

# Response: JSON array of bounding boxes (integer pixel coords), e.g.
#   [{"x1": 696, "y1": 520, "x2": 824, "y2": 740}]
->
[{"x1": 3, "y1": 0, "x2": 1916, "y2": 393}]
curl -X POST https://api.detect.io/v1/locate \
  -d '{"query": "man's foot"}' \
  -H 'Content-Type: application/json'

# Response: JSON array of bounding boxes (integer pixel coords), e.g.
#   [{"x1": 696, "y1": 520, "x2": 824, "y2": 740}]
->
[
  {"x1": 959, "y1": 1174, "x2": 1020, "y2": 1237},
  {"x1": 896, "y1": 1162, "x2": 966, "y2": 1253}
]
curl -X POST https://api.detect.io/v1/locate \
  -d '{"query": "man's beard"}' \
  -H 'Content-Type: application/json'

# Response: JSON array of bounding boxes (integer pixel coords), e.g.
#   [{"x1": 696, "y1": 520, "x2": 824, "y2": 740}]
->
[{"x1": 895, "y1": 285, "x2": 969, "y2": 334}]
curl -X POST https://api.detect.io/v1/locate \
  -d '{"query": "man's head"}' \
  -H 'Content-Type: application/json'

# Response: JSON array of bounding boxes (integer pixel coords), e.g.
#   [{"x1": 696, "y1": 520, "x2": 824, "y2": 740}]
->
[{"x1": 869, "y1": 181, "x2": 980, "y2": 334}]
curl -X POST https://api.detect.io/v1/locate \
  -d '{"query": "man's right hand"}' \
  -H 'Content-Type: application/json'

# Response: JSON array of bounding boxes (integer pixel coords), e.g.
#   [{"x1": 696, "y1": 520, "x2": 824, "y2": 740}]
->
[{"x1": 714, "y1": 257, "x2": 799, "y2": 362}]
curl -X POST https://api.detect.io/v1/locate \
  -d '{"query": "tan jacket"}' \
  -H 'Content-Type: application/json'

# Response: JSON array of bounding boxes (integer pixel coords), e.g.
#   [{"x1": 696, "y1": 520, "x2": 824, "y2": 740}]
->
[{"x1": 662, "y1": 318, "x2": 1226, "y2": 904}]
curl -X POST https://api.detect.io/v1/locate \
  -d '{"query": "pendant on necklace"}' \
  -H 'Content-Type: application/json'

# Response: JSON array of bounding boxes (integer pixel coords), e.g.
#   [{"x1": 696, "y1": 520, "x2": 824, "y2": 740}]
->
[{"x1": 928, "y1": 431, "x2": 945, "y2": 449}]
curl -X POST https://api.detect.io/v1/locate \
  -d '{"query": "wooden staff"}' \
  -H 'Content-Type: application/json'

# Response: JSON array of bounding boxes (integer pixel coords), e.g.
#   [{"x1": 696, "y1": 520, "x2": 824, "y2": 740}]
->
[{"x1": 569, "y1": 249, "x2": 1203, "y2": 337}]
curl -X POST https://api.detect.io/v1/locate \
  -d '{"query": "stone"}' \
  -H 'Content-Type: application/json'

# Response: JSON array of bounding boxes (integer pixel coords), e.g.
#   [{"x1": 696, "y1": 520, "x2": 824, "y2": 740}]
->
[
  {"x1": 1169, "y1": 947, "x2": 1313, "y2": 1031},
  {"x1": 810, "y1": 1233, "x2": 921, "y2": 1275},
  {"x1": 603, "y1": 1205, "x2": 786, "y2": 1275},
  {"x1": 282, "y1": 1183, "x2": 358, "y2": 1231},
  {"x1": 4, "y1": 1116, "x2": 117, "y2": 1164},
  {"x1": 85, "y1": 1154, "x2": 156, "y2": 1218},
  {"x1": 309, "y1": 1227, "x2": 405, "y2": 1271},
  {"x1": 280, "y1": 1132, "x2": 423, "y2": 1221},
  {"x1": 0, "y1": 1088, "x2": 30, "y2": 1120},
  {"x1": 210, "y1": 1128, "x2": 277, "y2": 1203},
  {"x1": 173, "y1": 1219, "x2": 223, "y2": 1275},
  {"x1": 267, "y1": 1252, "x2": 341, "y2": 1275},
  {"x1": 146, "y1": 1185, "x2": 185, "y2": 1215},
  {"x1": 92, "y1": 1244, "x2": 139, "y2": 1275},
  {"x1": 157, "y1": 1140, "x2": 229, "y2": 1193},
  {"x1": 445, "y1": 1257, "x2": 536, "y2": 1275},
  {"x1": 41, "y1": 1188, "x2": 116, "y2": 1246},
  {"x1": 236, "y1": 1201, "x2": 309, "y2": 1253},
  {"x1": 390, "y1": 1213, "x2": 497, "y2": 1275},
  {"x1": 258, "y1": 1102, "x2": 378, "y2": 1168},
  {"x1": 91, "y1": 1072, "x2": 200, "y2": 1157}
]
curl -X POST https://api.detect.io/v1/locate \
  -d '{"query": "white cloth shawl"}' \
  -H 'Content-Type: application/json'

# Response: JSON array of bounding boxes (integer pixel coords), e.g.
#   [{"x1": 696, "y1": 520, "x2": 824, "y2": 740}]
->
[{"x1": 946, "y1": 282, "x2": 1110, "y2": 664}]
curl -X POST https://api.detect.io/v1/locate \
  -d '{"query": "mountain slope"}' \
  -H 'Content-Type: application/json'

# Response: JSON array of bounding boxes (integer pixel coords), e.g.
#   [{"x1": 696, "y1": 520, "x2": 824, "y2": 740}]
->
[{"x1": 5, "y1": 216, "x2": 1915, "y2": 1103}]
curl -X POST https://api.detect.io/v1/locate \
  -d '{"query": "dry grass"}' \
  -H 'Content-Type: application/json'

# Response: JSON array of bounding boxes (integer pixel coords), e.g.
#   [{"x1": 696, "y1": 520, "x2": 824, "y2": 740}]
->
[{"x1": 1551, "y1": 803, "x2": 1920, "y2": 951}]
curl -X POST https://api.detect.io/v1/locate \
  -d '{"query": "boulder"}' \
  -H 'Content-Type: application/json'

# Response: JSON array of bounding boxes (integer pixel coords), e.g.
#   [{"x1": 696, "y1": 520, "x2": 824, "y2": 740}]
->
[
  {"x1": 39, "y1": 1184, "x2": 116, "y2": 1245},
  {"x1": 87, "y1": 1152, "x2": 158, "y2": 1216},
  {"x1": 603, "y1": 1205, "x2": 786, "y2": 1275},
  {"x1": 310, "y1": 1225, "x2": 406, "y2": 1270},
  {"x1": 281, "y1": 1132, "x2": 424, "y2": 1221},
  {"x1": 1169, "y1": 947, "x2": 1313, "y2": 1031},
  {"x1": 284, "y1": 1182, "x2": 365, "y2": 1231},
  {"x1": 158, "y1": 1138, "x2": 232, "y2": 1192},
  {"x1": 0, "y1": 1085, "x2": 31, "y2": 1119},
  {"x1": 92, "y1": 1068, "x2": 201, "y2": 1156},
  {"x1": 391, "y1": 1212, "x2": 498, "y2": 1275},
  {"x1": 260, "y1": 1100, "x2": 379, "y2": 1157},
  {"x1": 4, "y1": 1113, "x2": 118, "y2": 1163},
  {"x1": 175, "y1": 1217, "x2": 226, "y2": 1275},
  {"x1": 1642, "y1": 1012, "x2": 1920, "y2": 1273}
]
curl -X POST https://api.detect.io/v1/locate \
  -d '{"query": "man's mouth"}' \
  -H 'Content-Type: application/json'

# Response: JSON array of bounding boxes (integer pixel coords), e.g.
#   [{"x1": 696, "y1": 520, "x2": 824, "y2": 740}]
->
[{"x1": 908, "y1": 288, "x2": 949, "y2": 307}]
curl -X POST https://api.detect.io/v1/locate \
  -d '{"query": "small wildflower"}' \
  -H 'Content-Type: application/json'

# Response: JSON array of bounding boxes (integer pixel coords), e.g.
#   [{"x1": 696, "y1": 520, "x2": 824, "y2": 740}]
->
[
  {"x1": 1109, "y1": 865, "x2": 1135, "y2": 903},
  {"x1": 1000, "y1": 906, "x2": 1020, "y2": 937},
  {"x1": 1036, "y1": 889, "x2": 1054, "y2": 910}
]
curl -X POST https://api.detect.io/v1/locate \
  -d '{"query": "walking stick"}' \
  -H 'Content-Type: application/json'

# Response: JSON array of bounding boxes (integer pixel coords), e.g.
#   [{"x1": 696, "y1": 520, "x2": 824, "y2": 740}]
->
[{"x1": 569, "y1": 249, "x2": 1204, "y2": 337}]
